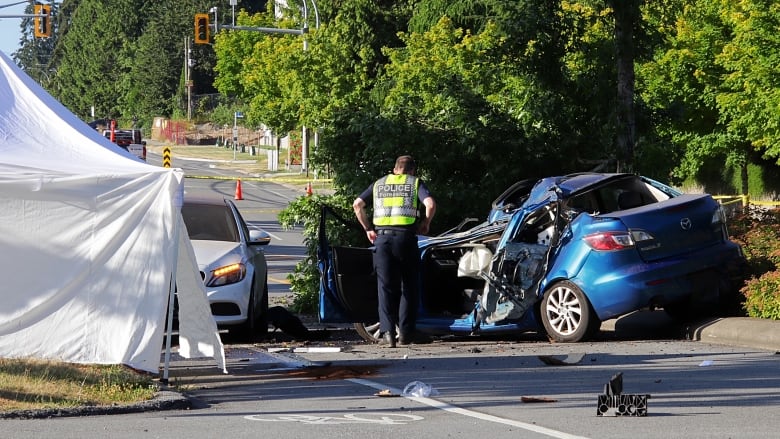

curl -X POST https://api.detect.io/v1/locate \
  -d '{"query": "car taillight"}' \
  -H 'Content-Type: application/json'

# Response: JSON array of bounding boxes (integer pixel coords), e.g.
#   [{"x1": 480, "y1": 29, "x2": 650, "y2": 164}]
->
[
  {"x1": 584, "y1": 232, "x2": 633, "y2": 251},
  {"x1": 207, "y1": 263, "x2": 246, "y2": 286},
  {"x1": 583, "y1": 230, "x2": 654, "y2": 251}
]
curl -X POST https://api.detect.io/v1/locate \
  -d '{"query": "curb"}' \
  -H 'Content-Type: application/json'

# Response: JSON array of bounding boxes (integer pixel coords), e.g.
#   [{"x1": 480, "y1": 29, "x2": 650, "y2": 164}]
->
[
  {"x1": 602, "y1": 311, "x2": 780, "y2": 352},
  {"x1": 688, "y1": 317, "x2": 780, "y2": 352},
  {"x1": 0, "y1": 390, "x2": 190, "y2": 420}
]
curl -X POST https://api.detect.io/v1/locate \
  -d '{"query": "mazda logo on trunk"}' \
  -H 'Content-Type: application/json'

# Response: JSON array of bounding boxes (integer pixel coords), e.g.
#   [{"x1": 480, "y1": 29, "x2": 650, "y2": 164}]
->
[{"x1": 680, "y1": 218, "x2": 692, "y2": 230}]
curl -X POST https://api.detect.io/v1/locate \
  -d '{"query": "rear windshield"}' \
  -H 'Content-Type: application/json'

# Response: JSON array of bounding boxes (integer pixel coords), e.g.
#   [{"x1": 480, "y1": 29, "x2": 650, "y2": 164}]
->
[{"x1": 181, "y1": 204, "x2": 239, "y2": 242}]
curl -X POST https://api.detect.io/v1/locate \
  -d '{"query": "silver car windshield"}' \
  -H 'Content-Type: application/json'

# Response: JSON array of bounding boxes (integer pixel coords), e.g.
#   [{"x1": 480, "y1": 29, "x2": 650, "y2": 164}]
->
[{"x1": 182, "y1": 204, "x2": 240, "y2": 242}]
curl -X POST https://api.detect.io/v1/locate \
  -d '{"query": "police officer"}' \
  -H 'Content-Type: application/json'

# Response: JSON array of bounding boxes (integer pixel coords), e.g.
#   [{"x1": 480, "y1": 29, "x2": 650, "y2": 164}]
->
[{"x1": 353, "y1": 155, "x2": 436, "y2": 347}]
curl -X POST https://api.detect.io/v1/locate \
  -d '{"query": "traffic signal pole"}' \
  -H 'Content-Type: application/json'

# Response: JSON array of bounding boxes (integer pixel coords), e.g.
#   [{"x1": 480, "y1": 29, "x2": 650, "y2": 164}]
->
[
  {"x1": 194, "y1": 2, "x2": 320, "y2": 174},
  {"x1": 1, "y1": 10, "x2": 51, "y2": 39}
]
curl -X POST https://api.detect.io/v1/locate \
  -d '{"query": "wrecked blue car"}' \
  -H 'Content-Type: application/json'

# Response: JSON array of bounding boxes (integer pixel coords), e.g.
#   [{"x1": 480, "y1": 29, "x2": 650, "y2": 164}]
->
[{"x1": 318, "y1": 173, "x2": 746, "y2": 343}]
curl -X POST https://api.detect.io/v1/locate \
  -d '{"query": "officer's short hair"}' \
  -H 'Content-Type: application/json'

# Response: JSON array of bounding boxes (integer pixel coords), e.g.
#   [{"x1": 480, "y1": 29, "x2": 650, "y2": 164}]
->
[{"x1": 395, "y1": 155, "x2": 416, "y2": 174}]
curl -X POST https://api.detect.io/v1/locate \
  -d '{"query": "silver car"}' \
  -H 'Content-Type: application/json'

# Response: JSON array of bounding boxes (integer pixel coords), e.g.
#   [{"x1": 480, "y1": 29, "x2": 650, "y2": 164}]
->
[{"x1": 181, "y1": 197, "x2": 270, "y2": 339}]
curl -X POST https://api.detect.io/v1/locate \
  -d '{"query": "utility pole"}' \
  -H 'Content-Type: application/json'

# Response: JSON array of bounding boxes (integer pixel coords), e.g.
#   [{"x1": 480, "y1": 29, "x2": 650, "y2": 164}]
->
[
  {"x1": 185, "y1": 37, "x2": 192, "y2": 121},
  {"x1": 300, "y1": 0, "x2": 319, "y2": 176},
  {"x1": 199, "y1": 1, "x2": 320, "y2": 172}
]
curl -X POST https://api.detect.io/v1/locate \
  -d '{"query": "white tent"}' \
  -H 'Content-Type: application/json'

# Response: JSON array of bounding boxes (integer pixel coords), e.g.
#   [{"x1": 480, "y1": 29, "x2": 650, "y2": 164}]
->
[{"x1": 0, "y1": 51, "x2": 225, "y2": 373}]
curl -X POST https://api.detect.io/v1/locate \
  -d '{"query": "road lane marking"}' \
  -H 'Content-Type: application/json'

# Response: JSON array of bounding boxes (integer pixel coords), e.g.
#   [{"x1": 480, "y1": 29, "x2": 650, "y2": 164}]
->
[
  {"x1": 244, "y1": 413, "x2": 424, "y2": 424},
  {"x1": 268, "y1": 275, "x2": 290, "y2": 284},
  {"x1": 347, "y1": 378, "x2": 589, "y2": 439}
]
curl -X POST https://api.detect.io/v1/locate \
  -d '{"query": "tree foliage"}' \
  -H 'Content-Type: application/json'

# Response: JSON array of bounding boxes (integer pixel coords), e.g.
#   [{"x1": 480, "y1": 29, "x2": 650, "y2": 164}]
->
[
  {"x1": 716, "y1": 0, "x2": 780, "y2": 162},
  {"x1": 10, "y1": 0, "x2": 779, "y2": 189},
  {"x1": 10, "y1": 0, "x2": 780, "y2": 308}
]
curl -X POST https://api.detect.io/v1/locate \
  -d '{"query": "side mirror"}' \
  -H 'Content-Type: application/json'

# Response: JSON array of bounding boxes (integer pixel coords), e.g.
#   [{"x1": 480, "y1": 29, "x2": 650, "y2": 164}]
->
[{"x1": 249, "y1": 229, "x2": 271, "y2": 246}]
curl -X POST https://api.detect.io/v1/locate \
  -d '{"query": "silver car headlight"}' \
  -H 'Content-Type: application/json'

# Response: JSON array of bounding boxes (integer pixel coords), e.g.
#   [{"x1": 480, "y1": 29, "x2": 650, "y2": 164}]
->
[{"x1": 207, "y1": 263, "x2": 246, "y2": 287}]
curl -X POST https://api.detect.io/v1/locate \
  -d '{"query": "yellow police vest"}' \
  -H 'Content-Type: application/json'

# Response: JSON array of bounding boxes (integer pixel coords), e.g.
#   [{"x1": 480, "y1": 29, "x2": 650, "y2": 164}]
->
[{"x1": 373, "y1": 174, "x2": 419, "y2": 226}]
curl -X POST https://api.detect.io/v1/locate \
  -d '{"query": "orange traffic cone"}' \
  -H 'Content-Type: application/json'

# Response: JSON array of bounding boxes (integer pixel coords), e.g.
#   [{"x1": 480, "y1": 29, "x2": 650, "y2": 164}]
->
[
  {"x1": 306, "y1": 182, "x2": 313, "y2": 197},
  {"x1": 234, "y1": 179, "x2": 244, "y2": 200}
]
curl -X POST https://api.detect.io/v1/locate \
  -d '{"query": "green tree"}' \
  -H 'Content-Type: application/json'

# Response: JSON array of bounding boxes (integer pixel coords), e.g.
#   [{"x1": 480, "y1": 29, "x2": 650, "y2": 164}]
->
[
  {"x1": 637, "y1": 0, "x2": 750, "y2": 193},
  {"x1": 716, "y1": 1, "x2": 780, "y2": 165},
  {"x1": 52, "y1": 0, "x2": 145, "y2": 121},
  {"x1": 213, "y1": 7, "x2": 306, "y2": 139},
  {"x1": 122, "y1": 1, "x2": 192, "y2": 125}
]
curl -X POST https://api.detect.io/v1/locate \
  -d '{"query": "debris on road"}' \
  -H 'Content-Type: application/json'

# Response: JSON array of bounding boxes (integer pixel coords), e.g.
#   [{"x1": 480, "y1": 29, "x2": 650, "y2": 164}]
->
[
  {"x1": 402, "y1": 381, "x2": 439, "y2": 397},
  {"x1": 596, "y1": 372, "x2": 650, "y2": 417},
  {"x1": 521, "y1": 396, "x2": 558, "y2": 403},
  {"x1": 293, "y1": 347, "x2": 342, "y2": 353},
  {"x1": 537, "y1": 353, "x2": 585, "y2": 366}
]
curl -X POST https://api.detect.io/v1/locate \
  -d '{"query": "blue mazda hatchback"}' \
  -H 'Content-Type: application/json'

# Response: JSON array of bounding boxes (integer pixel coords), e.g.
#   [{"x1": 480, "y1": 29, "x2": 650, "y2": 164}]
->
[{"x1": 318, "y1": 173, "x2": 746, "y2": 343}]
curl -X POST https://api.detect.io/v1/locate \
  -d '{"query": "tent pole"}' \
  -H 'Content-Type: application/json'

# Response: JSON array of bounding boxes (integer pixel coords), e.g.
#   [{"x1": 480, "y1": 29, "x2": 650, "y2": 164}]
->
[{"x1": 161, "y1": 214, "x2": 181, "y2": 385}]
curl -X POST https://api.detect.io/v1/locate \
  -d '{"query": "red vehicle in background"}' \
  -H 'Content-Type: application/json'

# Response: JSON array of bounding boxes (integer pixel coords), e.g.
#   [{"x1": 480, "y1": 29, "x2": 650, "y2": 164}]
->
[{"x1": 103, "y1": 120, "x2": 147, "y2": 161}]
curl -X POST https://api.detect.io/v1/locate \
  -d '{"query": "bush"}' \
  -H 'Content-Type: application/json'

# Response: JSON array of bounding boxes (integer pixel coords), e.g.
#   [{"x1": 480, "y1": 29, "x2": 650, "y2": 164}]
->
[
  {"x1": 277, "y1": 192, "x2": 361, "y2": 314},
  {"x1": 741, "y1": 272, "x2": 780, "y2": 320},
  {"x1": 727, "y1": 206, "x2": 780, "y2": 319}
]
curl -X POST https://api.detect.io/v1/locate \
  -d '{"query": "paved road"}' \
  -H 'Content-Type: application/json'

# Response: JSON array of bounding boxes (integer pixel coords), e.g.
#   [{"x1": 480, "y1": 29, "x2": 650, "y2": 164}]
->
[
  {"x1": 4, "y1": 150, "x2": 780, "y2": 438},
  {"x1": 4, "y1": 326, "x2": 779, "y2": 439}
]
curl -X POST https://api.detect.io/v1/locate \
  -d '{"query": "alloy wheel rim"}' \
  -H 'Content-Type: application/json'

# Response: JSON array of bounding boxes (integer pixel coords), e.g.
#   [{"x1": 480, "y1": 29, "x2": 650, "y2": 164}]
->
[{"x1": 546, "y1": 286, "x2": 582, "y2": 335}]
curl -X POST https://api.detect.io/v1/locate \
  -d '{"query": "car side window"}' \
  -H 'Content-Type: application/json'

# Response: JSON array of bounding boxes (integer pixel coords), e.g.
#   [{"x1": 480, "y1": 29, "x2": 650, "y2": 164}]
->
[
  {"x1": 592, "y1": 178, "x2": 654, "y2": 213},
  {"x1": 568, "y1": 193, "x2": 599, "y2": 214}
]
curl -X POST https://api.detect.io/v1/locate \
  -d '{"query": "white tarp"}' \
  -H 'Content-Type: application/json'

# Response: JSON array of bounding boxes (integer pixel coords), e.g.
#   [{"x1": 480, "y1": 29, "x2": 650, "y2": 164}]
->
[{"x1": 0, "y1": 51, "x2": 225, "y2": 373}]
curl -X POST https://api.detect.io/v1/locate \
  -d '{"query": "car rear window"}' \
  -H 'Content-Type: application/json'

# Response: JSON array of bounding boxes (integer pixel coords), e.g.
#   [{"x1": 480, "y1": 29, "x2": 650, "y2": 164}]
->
[
  {"x1": 569, "y1": 177, "x2": 656, "y2": 214},
  {"x1": 181, "y1": 204, "x2": 239, "y2": 242}
]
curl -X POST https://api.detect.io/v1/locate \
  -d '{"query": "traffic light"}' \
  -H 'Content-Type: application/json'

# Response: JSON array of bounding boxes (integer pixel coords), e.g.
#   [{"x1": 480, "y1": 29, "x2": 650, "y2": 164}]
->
[
  {"x1": 33, "y1": 4, "x2": 52, "y2": 38},
  {"x1": 194, "y1": 13, "x2": 210, "y2": 44}
]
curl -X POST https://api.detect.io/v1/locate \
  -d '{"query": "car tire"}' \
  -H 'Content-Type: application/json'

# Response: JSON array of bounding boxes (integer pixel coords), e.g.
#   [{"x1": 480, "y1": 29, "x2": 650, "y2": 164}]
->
[
  {"x1": 256, "y1": 278, "x2": 269, "y2": 336},
  {"x1": 231, "y1": 278, "x2": 258, "y2": 341},
  {"x1": 540, "y1": 280, "x2": 597, "y2": 343},
  {"x1": 354, "y1": 322, "x2": 400, "y2": 344},
  {"x1": 354, "y1": 322, "x2": 381, "y2": 343}
]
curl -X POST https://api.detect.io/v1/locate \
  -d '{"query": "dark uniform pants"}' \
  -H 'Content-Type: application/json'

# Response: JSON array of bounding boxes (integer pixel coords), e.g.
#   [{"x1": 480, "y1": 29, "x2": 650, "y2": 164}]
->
[{"x1": 373, "y1": 230, "x2": 419, "y2": 335}]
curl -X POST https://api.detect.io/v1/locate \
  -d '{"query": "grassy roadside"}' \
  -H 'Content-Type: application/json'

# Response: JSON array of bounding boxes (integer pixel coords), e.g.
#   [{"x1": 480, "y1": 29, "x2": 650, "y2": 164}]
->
[
  {"x1": 148, "y1": 144, "x2": 335, "y2": 192},
  {"x1": 0, "y1": 358, "x2": 157, "y2": 413}
]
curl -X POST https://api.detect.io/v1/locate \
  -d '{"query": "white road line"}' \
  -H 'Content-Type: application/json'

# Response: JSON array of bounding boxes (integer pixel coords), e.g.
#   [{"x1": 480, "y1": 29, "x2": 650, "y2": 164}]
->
[
  {"x1": 243, "y1": 180, "x2": 294, "y2": 201},
  {"x1": 254, "y1": 228, "x2": 282, "y2": 241},
  {"x1": 347, "y1": 378, "x2": 589, "y2": 439}
]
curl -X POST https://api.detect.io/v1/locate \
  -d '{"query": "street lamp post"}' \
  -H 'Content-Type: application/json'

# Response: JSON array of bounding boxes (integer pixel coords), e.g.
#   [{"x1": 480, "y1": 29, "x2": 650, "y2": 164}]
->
[
  {"x1": 300, "y1": 0, "x2": 319, "y2": 176},
  {"x1": 206, "y1": 1, "x2": 319, "y2": 171},
  {"x1": 233, "y1": 111, "x2": 244, "y2": 160}
]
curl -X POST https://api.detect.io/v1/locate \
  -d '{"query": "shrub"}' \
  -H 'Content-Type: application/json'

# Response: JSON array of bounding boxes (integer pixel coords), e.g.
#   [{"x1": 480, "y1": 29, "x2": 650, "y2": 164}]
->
[
  {"x1": 740, "y1": 272, "x2": 780, "y2": 320},
  {"x1": 728, "y1": 206, "x2": 780, "y2": 319},
  {"x1": 277, "y1": 193, "x2": 361, "y2": 314}
]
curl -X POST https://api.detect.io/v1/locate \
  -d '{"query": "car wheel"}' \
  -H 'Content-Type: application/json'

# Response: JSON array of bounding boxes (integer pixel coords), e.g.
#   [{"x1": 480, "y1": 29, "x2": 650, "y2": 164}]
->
[
  {"x1": 231, "y1": 279, "x2": 257, "y2": 341},
  {"x1": 540, "y1": 281, "x2": 596, "y2": 343},
  {"x1": 256, "y1": 278, "x2": 269, "y2": 336},
  {"x1": 354, "y1": 322, "x2": 381, "y2": 343},
  {"x1": 354, "y1": 322, "x2": 400, "y2": 344}
]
